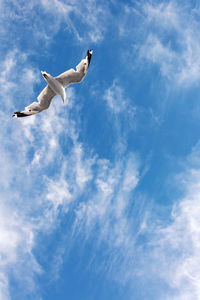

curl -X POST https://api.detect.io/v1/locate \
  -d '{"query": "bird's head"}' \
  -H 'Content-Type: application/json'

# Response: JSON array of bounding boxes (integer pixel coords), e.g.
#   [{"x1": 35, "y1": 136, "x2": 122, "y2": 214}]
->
[
  {"x1": 86, "y1": 49, "x2": 93, "y2": 68},
  {"x1": 41, "y1": 71, "x2": 49, "y2": 80},
  {"x1": 82, "y1": 49, "x2": 93, "y2": 74}
]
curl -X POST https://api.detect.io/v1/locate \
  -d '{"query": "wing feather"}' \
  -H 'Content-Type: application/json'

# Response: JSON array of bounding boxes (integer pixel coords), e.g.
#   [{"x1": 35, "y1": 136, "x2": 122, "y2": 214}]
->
[
  {"x1": 56, "y1": 53, "x2": 92, "y2": 88},
  {"x1": 37, "y1": 85, "x2": 56, "y2": 109},
  {"x1": 24, "y1": 86, "x2": 55, "y2": 114},
  {"x1": 56, "y1": 68, "x2": 84, "y2": 88}
]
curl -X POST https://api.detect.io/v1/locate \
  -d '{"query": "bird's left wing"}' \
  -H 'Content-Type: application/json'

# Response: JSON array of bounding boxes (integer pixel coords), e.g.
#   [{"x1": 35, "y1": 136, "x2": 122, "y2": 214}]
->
[
  {"x1": 37, "y1": 85, "x2": 56, "y2": 108},
  {"x1": 13, "y1": 85, "x2": 56, "y2": 118}
]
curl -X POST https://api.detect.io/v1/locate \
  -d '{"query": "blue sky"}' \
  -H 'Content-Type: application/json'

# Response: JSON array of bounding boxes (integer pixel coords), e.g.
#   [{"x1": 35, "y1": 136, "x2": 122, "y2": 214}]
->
[{"x1": 1, "y1": 0, "x2": 200, "y2": 299}]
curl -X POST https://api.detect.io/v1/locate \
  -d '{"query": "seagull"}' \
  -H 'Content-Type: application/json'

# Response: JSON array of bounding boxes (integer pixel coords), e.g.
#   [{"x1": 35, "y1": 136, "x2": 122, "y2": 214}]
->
[{"x1": 12, "y1": 49, "x2": 93, "y2": 118}]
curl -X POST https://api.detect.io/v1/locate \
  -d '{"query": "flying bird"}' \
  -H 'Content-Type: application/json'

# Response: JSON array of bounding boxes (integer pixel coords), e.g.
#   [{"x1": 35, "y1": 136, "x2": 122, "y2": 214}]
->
[{"x1": 13, "y1": 49, "x2": 93, "y2": 118}]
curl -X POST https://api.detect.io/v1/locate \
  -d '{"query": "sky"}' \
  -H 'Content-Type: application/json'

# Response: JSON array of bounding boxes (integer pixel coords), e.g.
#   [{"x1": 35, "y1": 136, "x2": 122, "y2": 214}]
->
[{"x1": 1, "y1": 0, "x2": 200, "y2": 299}]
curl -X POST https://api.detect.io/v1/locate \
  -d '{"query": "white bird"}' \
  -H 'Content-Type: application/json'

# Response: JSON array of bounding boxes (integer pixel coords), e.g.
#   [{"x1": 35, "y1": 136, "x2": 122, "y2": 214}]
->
[{"x1": 13, "y1": 49, "x2": 93, "y2": 118}]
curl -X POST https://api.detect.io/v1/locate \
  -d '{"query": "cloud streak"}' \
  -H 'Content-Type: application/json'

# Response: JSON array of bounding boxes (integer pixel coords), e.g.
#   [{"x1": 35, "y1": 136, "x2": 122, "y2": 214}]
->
[
  {"x1": 141, "y1": 2, "x2": 200, "y2": 85},
  {"x1": 120, "y1": 1, "x2": 200, "y2": 86},
  {"x1": 130, "y1": 141, "x2": 200, "y2": 299},
  {"x1": 0, "y1": 0, "x2": 110, "y2": 51}
]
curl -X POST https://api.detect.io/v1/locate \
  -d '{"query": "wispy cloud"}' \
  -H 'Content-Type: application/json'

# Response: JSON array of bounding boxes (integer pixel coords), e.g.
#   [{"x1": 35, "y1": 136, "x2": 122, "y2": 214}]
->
[
  {"x1": 102, "y1": 80, "x2": 137, "y2": 154},
  {"x1": 73, "y1": 153, "x2": 142, "y2": 282},
  {"x1": 139, "y1": 141, "x2": 200, "y2": 299},
  {"x1": 0, "y1": 49, "x2": 44, "y2": 299},
  {"x1": 141, "y1": 2, "x2": 200, "y2": 85},
  {"x1": 0, "y1": 273, "x2": 10, "y2": 300},
  {"x1": 41, "y1": 0, "x2": 110, "y2": 43},
  {"x1": 0, "y1": 50, "x2": 39, "y2": 112},
  {"x1": 103, "y1": 80, "x2": 136, "y2": 116},
  {"x1": 0, "y1": 0, "x2": 110, "y2": 48},
  {"x1": 120, "y1": 1, "x2": 200, "y2": 86}
]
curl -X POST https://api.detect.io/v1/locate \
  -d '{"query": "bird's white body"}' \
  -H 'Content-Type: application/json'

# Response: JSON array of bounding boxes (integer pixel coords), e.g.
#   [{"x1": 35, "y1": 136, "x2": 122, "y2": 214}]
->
[
  {"x1": 13, "y1": 50, "x2": 93, "y2": 118},
  {"x1": 41, "y1": 71, "x2": 66, "y2": 103}
]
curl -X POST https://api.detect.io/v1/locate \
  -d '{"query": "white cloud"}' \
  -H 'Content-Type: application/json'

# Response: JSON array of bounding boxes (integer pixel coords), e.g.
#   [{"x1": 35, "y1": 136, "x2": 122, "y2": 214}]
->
[
  {"x1": 74, "y1": 154, "x2": 141, "y2": 281},
  {"x1": 104, "y1": 80, "x2": 129, "y2": 114},
  {"x1": 40, "y1": 0, "x2": 110, "y2": 43},
  {"x1": 0, "y1": 50, "x2": 40, "y2": 114},
  {"x1": 144, "y1": 2, "x2": 180, "y2": 29},
  {"x1": 0, "y1": 273, "x2": 10, "y2": 300},
  {"x1": 146, "y1": 141, "x2": 200, "y2": 299},
  {"x1": 102, "y1": 80, "x2": 137, "y2": 156},
  {"x1": 120, "y1": 1, "x2": 200, "y2": 86},
  {"x1": 67, "y1": 115, "x2": 200, "y2": 299},
  {"x1": 0, "y1": 0, "x2": 110, "y2": 46},
  {"x1": 46, "y1": 175, "x2": 73, "y2": 212},
  {"x1": 0, "y1": 50, "x2": 44, "y2": 298},
  {"x1": 76, "y1": 137, "x2": 200, "y2": 298},
  {"x1": 0, "y1": 198, "x2": 42, "y2": 298},
  {"x1": 103, "y1": 80, "x2": 136, "y2": 138},
  {"x1": 141, "y1": 2, "x2": 200, "y2": 85},
  {"x1": 139, "y1": 34, "x2": 176, "y2": 78}
]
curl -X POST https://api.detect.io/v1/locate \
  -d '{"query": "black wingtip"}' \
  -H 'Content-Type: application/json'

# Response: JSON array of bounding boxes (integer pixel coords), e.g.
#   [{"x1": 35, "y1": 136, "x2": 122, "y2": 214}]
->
[
  {"x1": 12, "y1": 111, "x2": 29, "y2": 118},
  {"x1": 86, "y1": 49, "x2": 93, "y2": 67}
]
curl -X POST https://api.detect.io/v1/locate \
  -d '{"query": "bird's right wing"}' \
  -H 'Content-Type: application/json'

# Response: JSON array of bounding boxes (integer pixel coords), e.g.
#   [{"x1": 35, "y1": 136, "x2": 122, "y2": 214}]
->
[
  {"x1": 13, "y1": 85, "x2": 56, "y2": 118},
  {"x1": 56, "y1": 50, "x2": 93, "y2": 88},
  {"x1": 56, "y1": 68, "x2": 83, "y2": 88}
]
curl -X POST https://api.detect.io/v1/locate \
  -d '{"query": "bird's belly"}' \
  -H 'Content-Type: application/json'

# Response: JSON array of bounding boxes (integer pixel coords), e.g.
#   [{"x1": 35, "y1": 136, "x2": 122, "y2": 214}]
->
[{"x1": 46, "y1": 76, "x2": 65, "y2": 97}]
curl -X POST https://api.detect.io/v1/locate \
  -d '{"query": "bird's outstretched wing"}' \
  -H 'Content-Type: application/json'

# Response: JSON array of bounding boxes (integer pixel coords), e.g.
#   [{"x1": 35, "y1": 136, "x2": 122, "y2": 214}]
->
[
  {"x1": 37, "y1": 85, "x2": 56, "y2": 109},
  {"x1": 56, "y1": 49, "x2": 93, "y2": 88},
  {"x1": 56, "y1": 68, "x2": 83, "y2": 88},
  {"x1": 13, "y1": 86, "x2": 56, "y2": 118}
]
